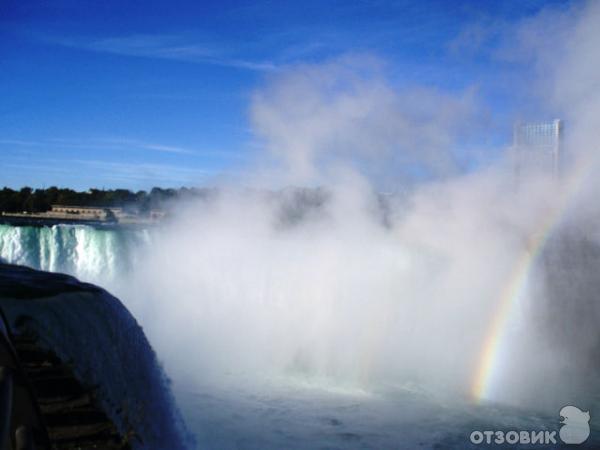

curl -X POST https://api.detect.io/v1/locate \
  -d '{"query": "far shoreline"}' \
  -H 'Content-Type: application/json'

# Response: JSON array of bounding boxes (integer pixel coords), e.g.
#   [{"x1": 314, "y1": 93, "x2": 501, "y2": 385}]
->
[{"x1": 0, "y1": 215, "x2": 156, "y2": 230}]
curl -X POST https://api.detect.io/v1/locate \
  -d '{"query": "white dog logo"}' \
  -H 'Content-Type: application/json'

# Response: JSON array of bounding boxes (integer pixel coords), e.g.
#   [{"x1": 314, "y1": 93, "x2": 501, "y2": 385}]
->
[{"x1": 559, "y1": 405, "x2": 590, "y2": 444}]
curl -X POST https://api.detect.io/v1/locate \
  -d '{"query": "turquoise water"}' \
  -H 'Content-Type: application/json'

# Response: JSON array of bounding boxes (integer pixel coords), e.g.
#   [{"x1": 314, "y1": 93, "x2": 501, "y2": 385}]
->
[{"x1": 0, "y1": 223, "x2": 149, "y2": 283}]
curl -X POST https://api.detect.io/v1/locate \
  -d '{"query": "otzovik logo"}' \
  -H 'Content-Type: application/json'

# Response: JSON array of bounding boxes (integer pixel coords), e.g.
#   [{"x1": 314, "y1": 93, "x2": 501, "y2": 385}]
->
[
  {"x1": 469, "y1": 405, "x2": 590, "y2": 446},
  {"x1": 559, "y1": 406, "x2": 590, "y2": 445}
]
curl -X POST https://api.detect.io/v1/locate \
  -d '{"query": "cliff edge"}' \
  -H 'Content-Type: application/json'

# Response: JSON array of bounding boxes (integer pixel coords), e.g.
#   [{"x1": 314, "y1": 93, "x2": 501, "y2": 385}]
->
[{"x1": 0, "y1": 263, "x2": 191, "y2": 449}]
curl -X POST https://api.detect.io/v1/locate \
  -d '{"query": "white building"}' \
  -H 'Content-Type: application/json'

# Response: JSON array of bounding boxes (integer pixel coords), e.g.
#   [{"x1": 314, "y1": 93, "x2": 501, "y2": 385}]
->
[{"x1": 513, "y1": 119, "x2": 563, "y2": 180}]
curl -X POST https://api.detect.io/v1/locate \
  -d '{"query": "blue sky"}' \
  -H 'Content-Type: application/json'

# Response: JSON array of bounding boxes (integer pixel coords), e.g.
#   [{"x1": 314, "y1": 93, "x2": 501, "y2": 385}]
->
[{"x1": 0, "y1": 0, "x2": 570, "y2": 190}]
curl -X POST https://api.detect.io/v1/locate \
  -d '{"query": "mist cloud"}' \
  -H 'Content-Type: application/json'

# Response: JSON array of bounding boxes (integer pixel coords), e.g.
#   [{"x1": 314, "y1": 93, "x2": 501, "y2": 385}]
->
[
  {"x1": 249, "y1": 55, "x2": 480, "y2": 186},
  {"x1": 104, "y1": 1, "x2": 600, "y2": 416}
]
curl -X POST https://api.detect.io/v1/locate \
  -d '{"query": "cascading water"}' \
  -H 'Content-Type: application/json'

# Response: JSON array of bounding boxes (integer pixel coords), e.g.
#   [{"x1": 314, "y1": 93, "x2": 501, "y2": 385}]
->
[{"x1": 0, "y1": 224, "x2": 150, "y2": 285}]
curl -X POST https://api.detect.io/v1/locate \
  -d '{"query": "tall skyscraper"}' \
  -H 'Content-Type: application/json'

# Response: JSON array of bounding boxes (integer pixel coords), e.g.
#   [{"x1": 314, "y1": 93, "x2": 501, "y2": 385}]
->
[{"x1": 513, "y1": 119, "x2": 563, "y2": 180}]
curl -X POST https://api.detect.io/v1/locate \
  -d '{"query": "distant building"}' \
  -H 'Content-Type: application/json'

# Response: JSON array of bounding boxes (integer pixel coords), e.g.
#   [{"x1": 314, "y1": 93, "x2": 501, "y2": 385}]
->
[
  {"x1": 513, "y1": 119, "x2": 563, "y2": 180},
  {"x1": 1, "y1": 204, "x2": 165, "y2": 226},
  {"x1": 48, "y1": 205, "x2": 122, "y2": 221}
]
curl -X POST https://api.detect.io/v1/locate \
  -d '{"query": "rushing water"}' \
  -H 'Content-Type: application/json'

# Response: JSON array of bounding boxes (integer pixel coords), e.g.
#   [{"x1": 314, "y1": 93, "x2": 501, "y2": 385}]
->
[
  {"x1": 0, "y1": 223, "x2": 149, "y2": 284},
  {"x1": 1, "y1": 223, "x2": 598, "y2": 449}
]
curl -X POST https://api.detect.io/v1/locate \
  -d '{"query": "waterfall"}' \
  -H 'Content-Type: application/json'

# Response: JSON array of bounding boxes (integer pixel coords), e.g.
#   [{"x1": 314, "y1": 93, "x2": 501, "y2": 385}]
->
[{"x1": 0, "y1": 224, "x2": 150, "y2": 284}]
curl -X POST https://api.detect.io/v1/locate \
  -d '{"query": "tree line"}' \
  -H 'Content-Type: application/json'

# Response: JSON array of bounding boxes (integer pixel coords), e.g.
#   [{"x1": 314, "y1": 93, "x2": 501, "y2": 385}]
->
[{"x1": 0, "y1": 187, "x2": 212, "y2": 215}]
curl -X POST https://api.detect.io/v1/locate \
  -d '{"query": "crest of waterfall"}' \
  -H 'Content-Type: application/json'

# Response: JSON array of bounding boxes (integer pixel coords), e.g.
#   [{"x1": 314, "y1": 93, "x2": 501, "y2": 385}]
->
[{"x1": 0, "y1": 224, "x2": 150, "y2": 285}]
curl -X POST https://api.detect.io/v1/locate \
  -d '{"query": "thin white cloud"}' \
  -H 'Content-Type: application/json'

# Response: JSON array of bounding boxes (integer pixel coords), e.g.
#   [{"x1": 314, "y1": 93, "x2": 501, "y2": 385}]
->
[
  {"x1": 92, "y1": 138, "x2": 196, "y2": 155},
  {"x1": 73, "y1": 137, "x2": 244, "y2": 158},
  {"x1": 46, "y1": 33, "x2": 278, "y2": 72},
  {"x1": 0, "y1": 139, "x2": 44, "y2": 146},
  {"x1": 1, "y1": 136, "x2": 242, "y2": 157},
  {"x1": 2, "y1": 163, "x2": 72, "y2": 174},
  {"x1": 70, "y1": 159, "x2": 214, "y2": 185},
  {"x1": 2, "y1": 157, "x2": 218, "y2": 187}
]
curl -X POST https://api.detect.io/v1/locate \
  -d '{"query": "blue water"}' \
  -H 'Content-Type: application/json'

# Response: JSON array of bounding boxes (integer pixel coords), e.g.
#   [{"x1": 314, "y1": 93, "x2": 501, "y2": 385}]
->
[{"x1": 175, "y1": 376, "x2": 592, "y2": 449}]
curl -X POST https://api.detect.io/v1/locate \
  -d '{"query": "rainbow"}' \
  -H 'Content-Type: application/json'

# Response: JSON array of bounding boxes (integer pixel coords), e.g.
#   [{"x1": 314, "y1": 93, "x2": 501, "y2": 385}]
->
[{"x1": 471, "y1": 158, "x2": 593, "y2": 402}]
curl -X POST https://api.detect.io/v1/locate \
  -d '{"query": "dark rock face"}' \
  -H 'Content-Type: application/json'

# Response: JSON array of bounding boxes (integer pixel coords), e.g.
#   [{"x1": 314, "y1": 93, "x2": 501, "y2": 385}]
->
[
  {"x1": 0, "y1": 263, "x2": 102, "y2": 300},
  {"x1": 0, "y1": 263, "x2": 192, "y2": 450},
  {"x1": 11, "y1": 331, "x2": 128, "y2": 449}
]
